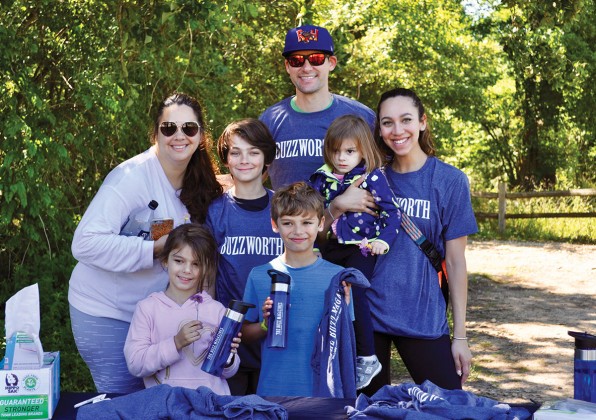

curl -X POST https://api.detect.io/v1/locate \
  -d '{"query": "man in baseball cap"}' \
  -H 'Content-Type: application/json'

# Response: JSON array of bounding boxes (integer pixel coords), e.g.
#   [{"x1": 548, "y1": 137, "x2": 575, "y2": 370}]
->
[
  {"x1": 259, "y1": 24, "x2": 376, "y2": 191},
  {"x1": 257, "y1": 24, "x2": 381, "y2": 395}
]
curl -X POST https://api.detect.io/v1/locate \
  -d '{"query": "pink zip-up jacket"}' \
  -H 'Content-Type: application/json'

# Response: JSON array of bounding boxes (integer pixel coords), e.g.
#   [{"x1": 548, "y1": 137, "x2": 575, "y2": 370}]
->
[{"x1": 124, "y1": 290, "x2": 239, "y2": 394}]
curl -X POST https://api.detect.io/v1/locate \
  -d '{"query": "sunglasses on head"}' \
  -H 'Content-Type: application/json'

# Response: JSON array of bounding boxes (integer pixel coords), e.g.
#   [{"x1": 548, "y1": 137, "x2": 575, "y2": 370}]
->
[
  {"x1": 159, "y1": 121, "x2": 200, "y2": 137},
  {"x1": 286, "y1": 53, "x2": 328, "y2": 68}
]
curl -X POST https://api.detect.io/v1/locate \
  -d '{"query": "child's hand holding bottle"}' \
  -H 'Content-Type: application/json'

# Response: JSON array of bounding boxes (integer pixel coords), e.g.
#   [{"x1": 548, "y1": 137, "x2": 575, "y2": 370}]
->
[
  {"x1": 259, "y1": 297, "x2": 274, "y2": 338},
  {"x1": 230, "y1": 333, "x2": 242, "y2": 354},
  {"x1": 261, "y1": 297, "x2": 273, "y2": 322}
]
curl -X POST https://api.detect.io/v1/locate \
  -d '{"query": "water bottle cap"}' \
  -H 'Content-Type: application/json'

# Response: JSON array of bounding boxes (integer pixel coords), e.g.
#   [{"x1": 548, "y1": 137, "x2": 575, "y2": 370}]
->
[
  {"x1": 267, "y1": 269, "x2": 291, "y2": 285},
  {"x1": 148, "y1": 200, "x2": 159, "y2": 210},
  {"x1": 568, "y1": 331, "x2": 596, "y2": 349},
  {"x1": 228, "y1": 299, "x2": 256, "y2": 314}
]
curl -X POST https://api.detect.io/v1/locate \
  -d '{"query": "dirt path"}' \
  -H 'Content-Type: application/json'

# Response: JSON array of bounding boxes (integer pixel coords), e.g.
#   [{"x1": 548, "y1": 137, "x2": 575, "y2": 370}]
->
[
  {"x1": 389, "y1": 239, "x2": 595, "y2": 404},
  {"x1": 462, "y1": 240, "x2": 595, "y2": 403}
]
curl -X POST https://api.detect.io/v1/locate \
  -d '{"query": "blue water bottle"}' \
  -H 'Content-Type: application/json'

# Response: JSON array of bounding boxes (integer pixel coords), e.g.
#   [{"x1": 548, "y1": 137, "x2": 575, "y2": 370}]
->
[
  {"x1": 201, "y1": 300, "x2": 255, "y2": 377},
  {"x1": 568, "y1": 330, "x2": 596, "y2": 403},
  {"x1": 266, "y1": 269, "x2": 291, "y2": 349}
]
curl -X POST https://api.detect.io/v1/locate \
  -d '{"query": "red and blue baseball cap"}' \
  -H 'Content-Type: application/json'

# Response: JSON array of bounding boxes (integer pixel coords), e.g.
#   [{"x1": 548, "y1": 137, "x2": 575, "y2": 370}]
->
[{"x1": 282, "y1": 25, "x2": 334, "y2": 57}]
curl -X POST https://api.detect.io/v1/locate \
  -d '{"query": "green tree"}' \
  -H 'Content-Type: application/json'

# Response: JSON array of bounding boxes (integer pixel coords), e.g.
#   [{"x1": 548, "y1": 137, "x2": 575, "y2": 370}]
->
[
  {"x1": 490, "y1": 0, "x2": 595, "y2": 189},
  {"x1": 308, "y1": 0, "x2": 503, "y2": 188}
]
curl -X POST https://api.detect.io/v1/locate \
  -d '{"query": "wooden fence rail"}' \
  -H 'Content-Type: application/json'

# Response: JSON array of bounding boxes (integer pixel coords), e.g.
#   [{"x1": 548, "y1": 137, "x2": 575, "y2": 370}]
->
[{"x1": 472, "y1": 182, "x2": 596, "y2": 234}]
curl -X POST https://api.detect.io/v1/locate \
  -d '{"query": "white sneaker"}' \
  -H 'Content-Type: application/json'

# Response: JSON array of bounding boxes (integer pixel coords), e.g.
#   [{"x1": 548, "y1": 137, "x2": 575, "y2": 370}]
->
[{"x1": 356, "y1": 355, "x2": 382, "y2": 390}]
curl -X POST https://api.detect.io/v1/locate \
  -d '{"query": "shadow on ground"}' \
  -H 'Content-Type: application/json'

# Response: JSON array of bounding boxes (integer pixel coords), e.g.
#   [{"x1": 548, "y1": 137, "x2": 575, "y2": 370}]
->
[
  {"x1": 388, "y1": 270, "x2": 594, "y2": 405},
  {"x1": 464, "y1": 271, "x2": 594, "y2": 403}
]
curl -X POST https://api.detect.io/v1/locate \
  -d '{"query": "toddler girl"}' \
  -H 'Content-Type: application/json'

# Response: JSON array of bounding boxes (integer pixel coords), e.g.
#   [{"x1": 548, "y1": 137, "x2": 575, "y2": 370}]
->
[{"x1": 309, "y1": 114, "x2": 402, "y2": 389}]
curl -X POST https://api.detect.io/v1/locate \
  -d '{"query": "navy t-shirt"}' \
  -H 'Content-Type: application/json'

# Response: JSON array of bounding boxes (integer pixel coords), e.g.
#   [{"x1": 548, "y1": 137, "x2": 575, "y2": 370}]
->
[{"x1": 205, "y1": 190, "x2": 283, "y2": 308}]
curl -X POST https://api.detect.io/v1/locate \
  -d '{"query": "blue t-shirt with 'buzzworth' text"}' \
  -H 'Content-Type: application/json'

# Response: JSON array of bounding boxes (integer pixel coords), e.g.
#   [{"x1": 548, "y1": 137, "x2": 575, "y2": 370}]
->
[
  {"x1": 369, "y1": 157, "x2": 478, "y2": 339},
  {"x1": 260, "y1": 94, "x2": 375, "y2": 190}
]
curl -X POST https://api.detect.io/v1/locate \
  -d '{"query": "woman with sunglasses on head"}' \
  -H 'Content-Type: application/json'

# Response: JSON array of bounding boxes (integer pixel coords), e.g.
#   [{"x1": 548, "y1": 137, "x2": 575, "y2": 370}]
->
[
  {"x1": 68, "y1": 92, "x2": 222, "y2": 394},
  {"x1": 360, "y1": 88, "x2": 477, "y2": 396}
]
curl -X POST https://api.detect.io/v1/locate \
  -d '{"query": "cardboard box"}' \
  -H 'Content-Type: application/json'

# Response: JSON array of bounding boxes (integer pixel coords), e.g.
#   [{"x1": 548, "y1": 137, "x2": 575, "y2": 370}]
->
[{"x1": 0, "y1": 352, "x2": 60, "y2": 419}]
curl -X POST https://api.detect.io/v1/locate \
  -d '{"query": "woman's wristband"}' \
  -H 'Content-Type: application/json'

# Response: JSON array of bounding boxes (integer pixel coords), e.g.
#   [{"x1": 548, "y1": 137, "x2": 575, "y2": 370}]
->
[
  {"x1": 327, "y1": 202, "x2": 339, "y2": 221},
  {"x1": 260, "y1": 319, "x2": 268, "y2": 332},
  {"x1": 326, "y1": 206, "x2": 336, "y2": 222},
  {"x1": 452, "y1": 336, "x2": 468, "y2": 341}
]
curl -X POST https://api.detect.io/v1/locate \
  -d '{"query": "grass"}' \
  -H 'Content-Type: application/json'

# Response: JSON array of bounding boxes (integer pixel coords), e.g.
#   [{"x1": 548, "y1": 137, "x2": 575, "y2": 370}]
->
[
  {"x1": 389, "y1": 347, "x2": 411, "y2": 385},
  {"x1": 475, "y1": 218, "x2": 596, "y2": 244}
]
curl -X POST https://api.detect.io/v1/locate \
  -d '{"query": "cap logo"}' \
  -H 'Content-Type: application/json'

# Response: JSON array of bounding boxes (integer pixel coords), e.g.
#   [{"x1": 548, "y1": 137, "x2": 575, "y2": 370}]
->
[{"x1": 296, "y1": 29, "x2": 318, "y2": 43}]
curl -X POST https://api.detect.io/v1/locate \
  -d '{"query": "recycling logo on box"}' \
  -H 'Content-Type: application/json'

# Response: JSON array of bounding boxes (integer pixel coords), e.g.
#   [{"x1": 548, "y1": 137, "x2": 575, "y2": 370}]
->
[{"x1": 23, "y1": 374, "x2": 39, "y2": 392}]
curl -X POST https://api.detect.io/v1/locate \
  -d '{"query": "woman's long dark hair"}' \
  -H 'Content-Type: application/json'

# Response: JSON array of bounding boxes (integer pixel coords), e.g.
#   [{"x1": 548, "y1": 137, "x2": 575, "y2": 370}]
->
[
  {"x1": 374, "y1": 88, "x2": 436, "y2": 158},
  {"x1": 152, "y1": 93, "x2": 222, "y2": 223}
]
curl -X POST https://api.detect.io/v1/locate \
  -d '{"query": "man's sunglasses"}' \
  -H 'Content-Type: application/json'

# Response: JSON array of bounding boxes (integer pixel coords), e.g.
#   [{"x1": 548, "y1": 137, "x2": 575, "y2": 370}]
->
[
  {"x1": 286, "y1": 53, "x2": 328, "y2": 68},
  {"x1": 159, "y1": 121, "x2": 200, "y2": 137}
]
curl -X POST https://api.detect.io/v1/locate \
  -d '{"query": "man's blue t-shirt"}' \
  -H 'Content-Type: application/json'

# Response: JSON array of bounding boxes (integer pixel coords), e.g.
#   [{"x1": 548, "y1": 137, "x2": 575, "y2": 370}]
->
[{"x1": 260, "y1": 94, "x2": 375, "y2": 190}]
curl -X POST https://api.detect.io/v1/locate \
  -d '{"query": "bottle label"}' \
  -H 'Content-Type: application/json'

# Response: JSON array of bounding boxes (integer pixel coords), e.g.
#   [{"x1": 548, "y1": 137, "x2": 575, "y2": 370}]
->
[
  {"x1": 267, "y1": 293, "x2": 289, "y2": 348},
  {"x1": 274, "y1": 301, "x2": 285, "y2": 335},
  {"x1": 224, "y1": 309, "x2": 244, "y2": 322},
  {"x1": 271, "y1": 283, "x2": 289, "y2": 293},
  {"x1": 206, "y1": 327, "x2": 225, "y2": 362},
  {"x1": 202, "y1": 317, "x2": 240, "y2": 376}
]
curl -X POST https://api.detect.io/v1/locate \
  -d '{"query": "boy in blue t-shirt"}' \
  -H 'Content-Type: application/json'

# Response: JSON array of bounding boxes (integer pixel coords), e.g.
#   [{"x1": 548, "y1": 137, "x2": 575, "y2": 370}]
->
[
  {"x1": 205, "y1": 118, "x2": 282, "y2": 395},
  {"x1": 241, "y1": 182, "x2": 351, "y2": 397}
]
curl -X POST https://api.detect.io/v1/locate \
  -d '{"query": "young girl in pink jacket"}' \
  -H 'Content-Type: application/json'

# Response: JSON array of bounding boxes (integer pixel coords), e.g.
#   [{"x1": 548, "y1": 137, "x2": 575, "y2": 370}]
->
[{"x1": 124, "y1": 224, "x2": 240, "y2": 394}]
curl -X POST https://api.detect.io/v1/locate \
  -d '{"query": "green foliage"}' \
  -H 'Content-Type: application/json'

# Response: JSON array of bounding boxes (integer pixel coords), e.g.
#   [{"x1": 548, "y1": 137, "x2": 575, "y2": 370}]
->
[
  {"x1": 0, "y1": 0, "x2": 593, "y2": 392},
  {"x1": 318, "y1": 0, "x2": 502, "y2": 116},
  {"x1": 472, "y1": 0, "x2": 596, "y2": 189},
  {"x1": 476, "y1": 217, "x2": 596, "y2": 244}
]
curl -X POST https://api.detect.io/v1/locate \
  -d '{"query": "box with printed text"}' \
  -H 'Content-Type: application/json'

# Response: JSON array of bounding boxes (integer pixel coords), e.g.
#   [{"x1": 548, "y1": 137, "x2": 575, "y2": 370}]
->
[{"x1": 0, "y1": 352, "x2": 60, "y2": 419}]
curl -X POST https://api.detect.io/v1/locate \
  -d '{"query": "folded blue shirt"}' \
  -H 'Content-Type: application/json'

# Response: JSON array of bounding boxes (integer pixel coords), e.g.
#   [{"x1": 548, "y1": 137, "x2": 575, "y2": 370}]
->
[
  {"x1": 77, "y1": 385, "x2": 288, "y2": 420},
  {"x1": 346, "y1": 380, "x2": 532, "y2": 419}
]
